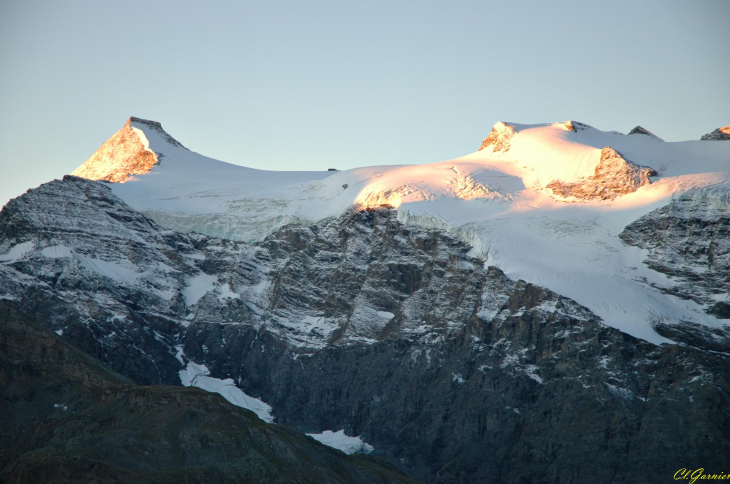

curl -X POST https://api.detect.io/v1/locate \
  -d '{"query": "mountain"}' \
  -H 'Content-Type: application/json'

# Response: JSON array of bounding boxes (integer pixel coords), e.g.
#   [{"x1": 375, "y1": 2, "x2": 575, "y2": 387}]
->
[
  {"x1": 65, "y1": 117, "x2": 730, "y2": 345},
  {"x1": 700, "y1": 126, "x2": 730, "y2": 141},
  {"x1": 0, "y1": 302, "x2": 418, "y2": 484},
  {"x1": 1, "y1": 117, "x2": 729, "y2": 483},
  {"x1": 627, "y1": 125, "x2": 663, "y2": 140},
  {"x1": 70, "y1": 117, "x2": 179, "y2": 182}
]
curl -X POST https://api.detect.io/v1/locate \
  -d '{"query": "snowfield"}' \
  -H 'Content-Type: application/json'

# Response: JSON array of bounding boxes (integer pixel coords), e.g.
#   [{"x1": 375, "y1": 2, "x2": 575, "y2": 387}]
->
[
  {"x1": 70, "y1": 118, "x2": 730, "y2": 345},
  {"x1": 306, "y1": 430, "x2": 374, "y2": 455},
  {"x1": 177, "y1": 348, "x2": 274, "y2": 423}
]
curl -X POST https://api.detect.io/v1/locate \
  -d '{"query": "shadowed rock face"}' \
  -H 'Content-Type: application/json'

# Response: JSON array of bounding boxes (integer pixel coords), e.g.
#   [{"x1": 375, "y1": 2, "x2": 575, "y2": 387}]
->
[
  {"x1": 0, "y1": 303, "x2": 419, "y2": 484},
  {"x1": 628, "y1": 126, "x2": 663, "y2": 140},
  {"x1": 1, "y1": 177, "x2": 730, "y2": 483},
  {"x1": 620, "y1": 193, "x2": 730, "y2": 339},
  {"x1": 700, "y1": 126, "x2": 730, "y2": 141},
  {"x1": 547, "y1": 146, "x2": 657, "y2": 201},
  {"x1": 560, "y1": 120, "x2": 593, "y2": 132},
  {"x1": 184, "y1": 292, "x2": 730, "y2": 483}
]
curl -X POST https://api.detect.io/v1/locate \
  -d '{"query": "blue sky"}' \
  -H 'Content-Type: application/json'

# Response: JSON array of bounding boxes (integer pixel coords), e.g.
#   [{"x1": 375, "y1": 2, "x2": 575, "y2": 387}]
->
[{"x1": 1, "y1": 0, "x2": 728, "y2": 206}]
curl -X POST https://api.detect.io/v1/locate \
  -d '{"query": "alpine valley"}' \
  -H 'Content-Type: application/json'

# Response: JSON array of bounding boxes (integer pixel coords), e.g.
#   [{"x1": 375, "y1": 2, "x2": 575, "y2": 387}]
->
[{"x1": 1, "y1": 117, "x2": 729, "y2": 483}]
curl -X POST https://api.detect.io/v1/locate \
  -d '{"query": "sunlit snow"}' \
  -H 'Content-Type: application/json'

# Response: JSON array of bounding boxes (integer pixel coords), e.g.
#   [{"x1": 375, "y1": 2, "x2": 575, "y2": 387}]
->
[{"x1": 86, "y1": 118, "x2": 730, "y2": 345}]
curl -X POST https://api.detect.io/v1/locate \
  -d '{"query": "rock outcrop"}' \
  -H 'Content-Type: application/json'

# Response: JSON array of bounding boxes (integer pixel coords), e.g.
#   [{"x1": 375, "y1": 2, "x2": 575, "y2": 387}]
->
[
  {"x1": 628, "y1": 125, "x2": 663, "y2": 140},
  {"x1": 547, "y1": 146, "x2": 657, "y2": 200},
  {"x1": 700, "y1": 126, "x2": 730, "y2": 140},
  {"x1": 559, "y1": 120, "x2": 593, "y2": 132},
  {"x1": 479, "y1": 122, "x2": 516, "y2": 152}
]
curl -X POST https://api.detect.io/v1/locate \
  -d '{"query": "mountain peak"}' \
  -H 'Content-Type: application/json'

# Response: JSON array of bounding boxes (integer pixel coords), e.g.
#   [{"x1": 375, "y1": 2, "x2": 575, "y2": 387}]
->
[
  {"x1": 71, "y1": 117, "x2": 183, "y2": 183},
  {"x1": 700, "y1": 126, "x2": 730, "y2": 141},
  {"x1": 478, "y1": 122, "x2": 517, "y2": 152},
  {"x1": 128, "y1": 117, "x2": 184, "y2": 148},
  {"x1": 479, "y1": 120, "x2": 600, "y2": 153},
  {"x1": 559, "y1": 120, "x2": 594, "y2": 132},
  {"x1": 628, "y1": 125, "x2": 663, "y2": 140}
]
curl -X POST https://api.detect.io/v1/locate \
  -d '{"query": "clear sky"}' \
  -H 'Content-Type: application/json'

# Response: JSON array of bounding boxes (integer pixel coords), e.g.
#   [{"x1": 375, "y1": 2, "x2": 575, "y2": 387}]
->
[{"x1": 1, "y1": 0, "x2": 728, "y2": 207}]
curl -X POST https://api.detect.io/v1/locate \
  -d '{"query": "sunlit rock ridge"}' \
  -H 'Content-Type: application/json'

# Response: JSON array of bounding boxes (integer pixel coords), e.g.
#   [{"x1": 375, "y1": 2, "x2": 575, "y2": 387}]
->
[
  {"x1": 546, "y1": 146, "x2": 658, "y2": 200},
  {"x1": 701, "y1": 126, "x2": 730, "y2": 141},
  {"x1": 71, "y1": 117, "x2": 185, "y2": 182}
]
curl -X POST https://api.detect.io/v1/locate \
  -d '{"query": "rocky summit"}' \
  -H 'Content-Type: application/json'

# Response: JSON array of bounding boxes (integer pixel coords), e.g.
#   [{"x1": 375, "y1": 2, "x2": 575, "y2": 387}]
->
[
  {"x1": 1, "y1": 117, "x2": 729, "y2": 483},
  {"x1": 700, "y1": 126, "x2": 730, "y2": 141}
]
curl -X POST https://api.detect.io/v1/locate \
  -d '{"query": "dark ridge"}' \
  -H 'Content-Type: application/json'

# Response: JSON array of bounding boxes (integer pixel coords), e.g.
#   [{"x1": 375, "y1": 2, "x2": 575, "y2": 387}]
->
[{"x1": 0, "y1": 301, "x2": 419, "y2": 484}]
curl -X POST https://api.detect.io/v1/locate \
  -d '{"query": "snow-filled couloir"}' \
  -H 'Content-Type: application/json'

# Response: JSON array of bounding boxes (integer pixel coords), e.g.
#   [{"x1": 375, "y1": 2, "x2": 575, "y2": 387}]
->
[{"x1": 70, "y1": 117, "x2": 730, "y2": 345}]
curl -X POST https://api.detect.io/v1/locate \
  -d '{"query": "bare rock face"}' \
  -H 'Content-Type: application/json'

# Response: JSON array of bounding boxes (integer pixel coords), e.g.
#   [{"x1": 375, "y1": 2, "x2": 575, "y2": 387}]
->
[
  {"x1": 559, "y1": 120, "x2": 593, "y2": 132},
  {"x1": 700, "y1": 126, "x2": 730, "y2": 141},
  {"x1": 70, "y1": 117, "x2": 182, "y2": 183},
  {"x1": 628, "y1": 126, "x2": 663, "y2": 140},
  {"x1": 479, "y1": 122, "x2": 515, "y2": 153},
  {"x1": 620, "y1": 187, "x2": 730, "y2": 332},
  {"x1": 547, "y1": 147, "x2": 657, "y2": 201}
]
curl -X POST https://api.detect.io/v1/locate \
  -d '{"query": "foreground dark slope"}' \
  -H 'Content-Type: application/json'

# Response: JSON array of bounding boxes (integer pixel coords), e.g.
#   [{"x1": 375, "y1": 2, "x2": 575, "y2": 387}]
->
[
  {"x1": 1, "y1": 177, "x2": 729, "y2": 483},
  {"x1": 0, "y1": 303, "x2": 419, "y2": 484}
]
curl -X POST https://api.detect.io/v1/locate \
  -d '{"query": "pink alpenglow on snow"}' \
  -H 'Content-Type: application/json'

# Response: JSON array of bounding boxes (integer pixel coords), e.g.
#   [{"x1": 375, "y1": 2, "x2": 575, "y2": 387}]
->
[{"x1": 70, "y1": 117, "x2": 730, "y2": 346}]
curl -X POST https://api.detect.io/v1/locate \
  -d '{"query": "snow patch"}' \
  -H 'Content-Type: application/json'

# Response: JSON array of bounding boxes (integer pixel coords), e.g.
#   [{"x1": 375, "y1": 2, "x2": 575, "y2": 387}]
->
[
  {"x1": 306, "y1": 429, "x2": 374, "y2": 454},
  {"x1": 41, "y1": 245, "x2": 74, "y2": 259},
  {"x1": 217, "y1": 282, "x2": 240, "y2": 301},
  {"x1": 182, "y1": 273, "x2": 218, "y2": 306},
  {"x1": 604, "y1": 383, "x2": 635, "y2": 400},
  {"x1": 130, "y1": 126, "x2": 154, "y2": 155},
  {"x1": 523, "y1": 365, "x2": 544, "y2": 384},
  {"x1": 179, "y1": 359, "x2": 274, "y2": 423},
  {"x1": 77, "y1": 255, "x2": 138, "y2": 285},
  {"x1": 0, "y1": 241, "x2": 34, "y2": 263}
]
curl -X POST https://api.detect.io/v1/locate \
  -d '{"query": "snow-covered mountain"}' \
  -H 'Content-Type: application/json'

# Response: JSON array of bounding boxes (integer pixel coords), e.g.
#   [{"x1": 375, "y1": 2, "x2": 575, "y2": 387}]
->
[
  {"x1": 72, "y1": 117, "x2": 730, "y2": 346},
  {"x1": 2, "y1": 117, "x2": 729, "y2": 483}
]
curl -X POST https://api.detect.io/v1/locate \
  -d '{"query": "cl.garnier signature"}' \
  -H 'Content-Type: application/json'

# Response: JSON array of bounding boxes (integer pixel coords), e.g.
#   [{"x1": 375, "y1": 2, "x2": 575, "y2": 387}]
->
[{"x1": 675, "y1": 469, "x2": 730, "y2": 483}]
